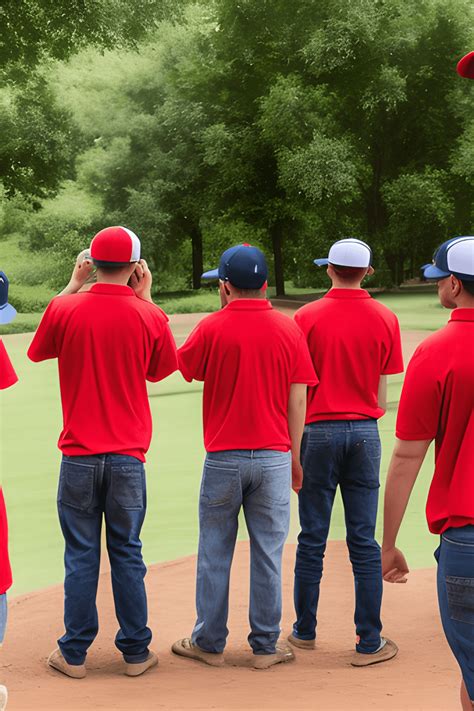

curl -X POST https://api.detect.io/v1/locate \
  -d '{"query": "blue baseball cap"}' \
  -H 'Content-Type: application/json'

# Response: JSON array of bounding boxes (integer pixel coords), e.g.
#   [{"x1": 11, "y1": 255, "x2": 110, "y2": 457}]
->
[
  {"x1": 314, "y1": 238, "x2": 373, "y2": 268},
  {"x1": 202, "y1": 244, "x2": 268, "y2": 289},
  {"x1": 423, "y1": 237, "x2": 474, "y2": 281},
  {"x1": 0, "y1": 272, "x2": 17, "y2": 325}
]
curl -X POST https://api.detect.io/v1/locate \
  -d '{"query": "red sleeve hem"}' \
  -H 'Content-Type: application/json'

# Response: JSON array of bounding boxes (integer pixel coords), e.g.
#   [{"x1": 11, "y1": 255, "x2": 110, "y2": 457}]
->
[
  {"x1": 396, "y1": 430, "x2": 435, "y2": 441},
  {"x1": 382, "y1": 366, "x2": 404, "y2": 375}
]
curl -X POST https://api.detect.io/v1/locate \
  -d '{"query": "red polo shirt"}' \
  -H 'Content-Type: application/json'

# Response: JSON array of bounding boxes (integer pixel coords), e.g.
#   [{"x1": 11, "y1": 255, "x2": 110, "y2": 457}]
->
[
  {"x1": 0, "y1": 489, "x2": 12, "y2": 595},
  {"x1": 396, "y1": 308, "x2": 474, "y2": 534},
  {"x1": 178, "y1": 299, "x2": 318, "y2": 452},
  {"x1": 294, "y1": 289, "x2": 404, "y2": 422},
  {"x1": 28, "y1": 284, "x2": 178, "y2": 461},
  {"x1": 0, "y1": 338, "x2": 18, "y2": 390}
]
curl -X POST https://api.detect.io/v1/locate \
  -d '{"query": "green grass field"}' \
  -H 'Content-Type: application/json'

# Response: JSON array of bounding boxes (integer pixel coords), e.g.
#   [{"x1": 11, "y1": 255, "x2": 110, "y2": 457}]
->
[{"x1": 1, "y1": 293, "x2": 449, "y2": 596}]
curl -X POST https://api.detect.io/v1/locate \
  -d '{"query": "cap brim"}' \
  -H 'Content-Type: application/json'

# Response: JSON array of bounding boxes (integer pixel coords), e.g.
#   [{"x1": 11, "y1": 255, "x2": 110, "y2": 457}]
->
[
  {"x1": 0, "y1": 303, "x2": 17, "y2": 325},
  {"x1": 313, "y1": 258, "x2": 329, "y2": 266},
  {"x1": 423, "y1": 264, "x2": 450, "y2": 280},
  {"x1": 201, "y1": 269, "x2": 220, "y2": 280},
  {"x1": 420, "y1": 264, "x2": 431, "y2": 270}
]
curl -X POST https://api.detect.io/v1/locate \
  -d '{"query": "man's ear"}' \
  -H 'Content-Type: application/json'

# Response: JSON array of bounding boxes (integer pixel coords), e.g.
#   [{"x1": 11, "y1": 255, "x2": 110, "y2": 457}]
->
[
  {"x1": 366, "y1": 266, "x2": 375, "y2": 277},
  {"x1": 451, "y1": 275, "x2": 462, "y2": 296}
]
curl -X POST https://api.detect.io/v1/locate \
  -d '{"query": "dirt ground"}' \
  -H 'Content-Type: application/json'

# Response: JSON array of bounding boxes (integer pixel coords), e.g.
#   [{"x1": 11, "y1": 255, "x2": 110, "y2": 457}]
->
[{"x1": 1, "y1": 541, "x2": 459, "y2": 711}]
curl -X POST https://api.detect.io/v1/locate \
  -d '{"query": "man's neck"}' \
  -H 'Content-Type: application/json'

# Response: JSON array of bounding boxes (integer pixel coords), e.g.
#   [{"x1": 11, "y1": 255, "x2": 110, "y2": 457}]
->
[
  {"x1": 454, "y1": 294, "x2": 474, "y2": 309},
  {"x1": 329, "y1": 281, "x2": 364, "y2": 290}
]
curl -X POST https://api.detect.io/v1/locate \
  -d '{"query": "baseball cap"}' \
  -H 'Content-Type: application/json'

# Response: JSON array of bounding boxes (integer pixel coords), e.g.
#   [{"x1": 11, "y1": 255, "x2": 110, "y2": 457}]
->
[
  {"x1": 0, "y1": 272, "x2": 17, "y2": 325},
  {"x1": 457, "y1": 51, "x2": 474, "y2": 79},
  {"x1": 90, "y1": 226, "x2": 141, "y2": 264},
  {"x1": 314, "y1": 238, "x2": 372, "y2": 268},
  {"x1": 202, "y1": 244, "x2": 268, "y2": 289},
  {"x1": 423, "y1": 236, "x2": 474, "y2": 281}
]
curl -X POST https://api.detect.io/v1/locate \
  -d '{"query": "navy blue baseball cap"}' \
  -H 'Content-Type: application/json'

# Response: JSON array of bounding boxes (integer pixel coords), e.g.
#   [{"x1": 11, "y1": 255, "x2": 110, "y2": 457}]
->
[
  {"x1": 0, "y1": 272, "x2": 17, "y2": 325},
  {"x1": 202, "y1": 244, "x2": 268, "y2": 289},
  {"x1": 423, "y1": 237, "x2": 474, "y2": 281}
]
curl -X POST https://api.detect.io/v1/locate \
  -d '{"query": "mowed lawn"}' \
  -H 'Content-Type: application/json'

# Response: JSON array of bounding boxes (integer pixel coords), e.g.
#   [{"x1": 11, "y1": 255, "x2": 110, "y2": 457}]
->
[{"x1": 1, "y1": 290, "x2": 449, "y2": 595}]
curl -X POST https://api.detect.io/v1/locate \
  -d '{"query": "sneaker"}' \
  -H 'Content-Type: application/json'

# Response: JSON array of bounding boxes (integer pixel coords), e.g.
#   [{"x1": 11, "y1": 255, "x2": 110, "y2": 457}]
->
[
  {"x1": 171, "y1": 638, "x2": 224, "y2": 667},
  {"x1": 350, "y1": 638, "x2": 398, "y2": 667},
  {"x1": 287, "y1": 633, "x2": 315, "y2": 650},
  {"x1": 124, "y1": 651, "x2": 159, "y2": 677},
  {"x1": 0, "y1": 685, "x2": 7, "y2": 711},
  {"x1": 47, "y1": 648, "x2": 86, "y2": 679},
  {"x1": 253, "y1": 643, "x2": 295, "y2": 670}
]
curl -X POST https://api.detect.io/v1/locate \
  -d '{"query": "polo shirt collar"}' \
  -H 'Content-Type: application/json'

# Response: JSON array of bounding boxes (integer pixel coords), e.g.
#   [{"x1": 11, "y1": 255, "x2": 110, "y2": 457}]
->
[
  {"x1": 450, "y1": 308, "x2": 474, "y2": 322},
  {"x1": 324, "y1": 288, "x2": 370, "y2": 299},
  {"x1": 90, "y1": 283, "x2": 134, "y2": 297},
  {"x1": 226, "y1": 299, "x2": 272, "y2": 311}
]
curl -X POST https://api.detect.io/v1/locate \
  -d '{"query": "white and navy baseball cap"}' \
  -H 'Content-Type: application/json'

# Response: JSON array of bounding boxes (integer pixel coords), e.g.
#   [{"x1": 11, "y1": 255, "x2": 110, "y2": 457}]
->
[
  {"x1": 90, "y1": 226, "x2": 141, "y2": 265},
  {"x1": 0, "y1": 272, "x2": 17, "y2": 325},
  {"x1": 423, "y1": 236, "x2": 474, "y2": 281},
  {"x1": 202, "y1": 244, "x2": 268, "y2": 289},
  {"x1": 314, "y1": 238, "x2": 372, "y2": 268}
]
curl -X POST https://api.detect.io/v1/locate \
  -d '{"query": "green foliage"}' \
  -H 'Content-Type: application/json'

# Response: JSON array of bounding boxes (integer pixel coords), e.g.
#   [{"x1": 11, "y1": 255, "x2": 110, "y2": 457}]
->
[{"x1": 2, "y1": 0, "x2": 473, "y2": 294}]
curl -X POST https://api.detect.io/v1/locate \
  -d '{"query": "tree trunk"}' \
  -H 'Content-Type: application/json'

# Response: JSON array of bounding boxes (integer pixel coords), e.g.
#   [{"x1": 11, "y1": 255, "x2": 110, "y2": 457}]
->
[
  {"x1": 190, "y1": 224, "x2": 203, "y2": 290},
  {"x1": 270, "y1": 221, "x2": 285, "y2": 296}
]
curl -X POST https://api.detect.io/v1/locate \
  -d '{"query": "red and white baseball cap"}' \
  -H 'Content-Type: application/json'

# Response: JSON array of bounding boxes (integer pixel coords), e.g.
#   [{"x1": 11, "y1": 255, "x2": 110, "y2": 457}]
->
[
  {"x1": 90, "y1": 226, "x2": 141, "y2": 264},
  {"x1": 457, "y1": 51, "x2": 474, "y2": 79}
]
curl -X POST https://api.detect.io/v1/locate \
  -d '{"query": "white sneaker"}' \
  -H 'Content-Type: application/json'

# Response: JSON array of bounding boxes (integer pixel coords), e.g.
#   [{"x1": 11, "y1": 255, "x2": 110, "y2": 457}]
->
[{"x1": 0, "y1": 685, "x2": 8, "y2": 711}]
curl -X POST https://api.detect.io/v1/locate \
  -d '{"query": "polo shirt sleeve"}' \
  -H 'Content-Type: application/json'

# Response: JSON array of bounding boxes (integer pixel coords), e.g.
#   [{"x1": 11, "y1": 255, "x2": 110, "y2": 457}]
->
[
  {"x1": 381, "y1": 315, "x2": 404, "y2": 375},
  {"x1": 396, "y1": 346, "x2": 440, "y2": 441},
  {"x1": 0, "y1": 340, "x2": 18, "y2": 390},
  {"x1": 178, "y1": 325, "x2": 206, "y2": 383},
  {"x1": 27, "y1": 299, "x2": 59, "y2": 362},
  {"x1": 291, "y1": 328, "x2": 319, "y2": 385},
  {"x1": 146, "y1": 320, "x2": 178, "y2": 382}
]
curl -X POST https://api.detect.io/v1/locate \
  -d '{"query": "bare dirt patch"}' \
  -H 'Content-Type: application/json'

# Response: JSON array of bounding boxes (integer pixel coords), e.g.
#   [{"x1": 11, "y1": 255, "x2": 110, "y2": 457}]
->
[{"x1": 2, "y1": 541, "x2": 458, "y2": 711}]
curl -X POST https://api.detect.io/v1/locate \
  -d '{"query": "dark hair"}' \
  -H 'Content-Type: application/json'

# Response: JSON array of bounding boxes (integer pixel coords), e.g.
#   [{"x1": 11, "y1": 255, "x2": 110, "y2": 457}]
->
[
  {"x1": 93, "y1": 259, "x2": 137, "y2": 270},
  {"x1": 330, "y1": 264, "x2": 368, "y2": 281},
  {"x1": 460, "y1": 279, "x2": 474, "y2": 296}
]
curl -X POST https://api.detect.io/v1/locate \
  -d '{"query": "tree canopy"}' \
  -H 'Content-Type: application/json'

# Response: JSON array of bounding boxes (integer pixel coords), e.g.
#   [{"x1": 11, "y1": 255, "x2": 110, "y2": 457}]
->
[{"x1": 1, "y1": 0, "x2": 473, "y2": 291}]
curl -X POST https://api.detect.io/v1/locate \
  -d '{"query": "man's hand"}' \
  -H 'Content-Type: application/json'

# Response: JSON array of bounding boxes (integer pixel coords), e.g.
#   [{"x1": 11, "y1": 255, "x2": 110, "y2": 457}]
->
[
  {"x1": 130, "y1": 259, "x2": 153, "y2": 302},
  {"x1": 292, "y1": 456, "x2": 303, "y2": 494},
  {"x1": 382, "y1": 546, "x2": 409, "y2": 584},
  {"x1": 59, "y1": 250, "x2": 94, "y2": 296}
]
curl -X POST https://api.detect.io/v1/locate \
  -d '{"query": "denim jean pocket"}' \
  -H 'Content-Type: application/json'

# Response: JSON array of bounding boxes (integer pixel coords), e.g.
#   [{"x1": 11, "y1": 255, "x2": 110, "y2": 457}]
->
[
  {"x1": 260, "y1": 463, "x2": 291, "y2": 506},
  {"x1": 446, "y1": 576, "x2": 474, "y2": 625},
  {"x1": 111, "y1": 465, "x2": 145, "y2": 510},
  {"x1": 58, "y1": 460, "x2": 95, "y2": 511},
  {"x1": 201, "y1": 463, "x2": 239, "y2": 507}
]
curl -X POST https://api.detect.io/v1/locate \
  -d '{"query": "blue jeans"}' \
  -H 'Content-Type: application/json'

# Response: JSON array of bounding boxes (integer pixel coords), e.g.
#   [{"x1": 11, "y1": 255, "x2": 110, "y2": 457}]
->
[
  {"x1": 293, "y1": 420, "x2": 383, "y2": 653},
  {"x1": 435, "y1": 526, "x2": 474, "y2": 700},
  {"x1": 0, "y1": 594, "x2": 7, "y2": 644},
  {"x1": 57, "y1": 454, "x2": 151, "y2": 665},
  {"x1": 192, "y1": 449, "x2": 291, "y2": 655}
]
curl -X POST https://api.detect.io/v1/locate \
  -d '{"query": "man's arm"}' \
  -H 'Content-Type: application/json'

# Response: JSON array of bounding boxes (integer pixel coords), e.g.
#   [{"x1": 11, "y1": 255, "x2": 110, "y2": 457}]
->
[
  {"x1": 288, "y1": 383, "x2": 307, "y2": 494},
  {"x1": 59, "y1": 250, "x2": 94, "y2": 296},
  {"x1": 382, "y1": 438, "x2": 431, "y2": 582},
  {"x1": 378, "y1": 375, "x2": 387, "y2": 413}
]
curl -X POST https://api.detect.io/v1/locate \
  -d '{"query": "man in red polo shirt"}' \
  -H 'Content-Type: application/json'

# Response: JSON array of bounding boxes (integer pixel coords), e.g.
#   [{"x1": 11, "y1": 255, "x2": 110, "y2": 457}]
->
[
  {"x1": 171, "y1": 244, "x2": 317, "y2": 669},
  {"x1": 382, "y1": 236, "x2": 474, "y2": 710},
  {"x1": 28, "y1": 226, "x2": 178, "y2": 679},
  {"x1": 0, "y1": 270, "x2": 17, "y2": 711},
  {"x1": 289, "y1": 238, "x2": 403, "y2": 665}
]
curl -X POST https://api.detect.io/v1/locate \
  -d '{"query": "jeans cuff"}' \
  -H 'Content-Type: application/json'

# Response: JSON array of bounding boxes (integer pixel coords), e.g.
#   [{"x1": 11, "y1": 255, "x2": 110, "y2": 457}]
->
[{"x1": 123, "y1": 649, "x2": 150, "y2": 664}]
